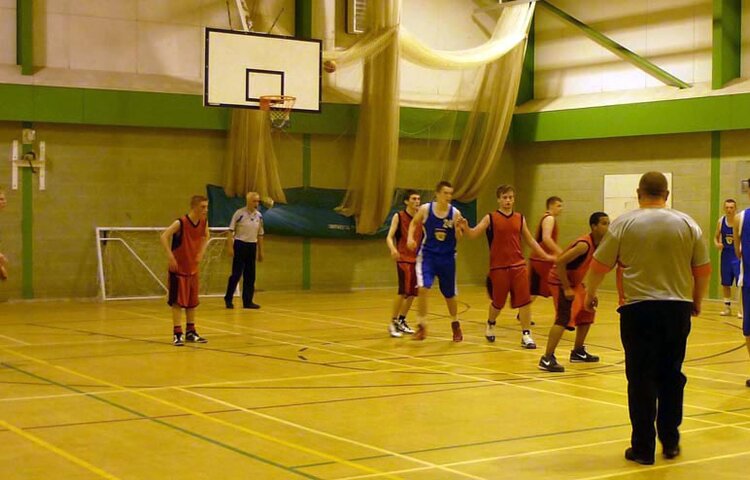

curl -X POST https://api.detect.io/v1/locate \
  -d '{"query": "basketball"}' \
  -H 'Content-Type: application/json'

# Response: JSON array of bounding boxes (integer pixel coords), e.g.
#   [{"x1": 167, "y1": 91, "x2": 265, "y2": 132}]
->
[{"x1": 323, "y1": 60, "x2": 337, "y2": 73}]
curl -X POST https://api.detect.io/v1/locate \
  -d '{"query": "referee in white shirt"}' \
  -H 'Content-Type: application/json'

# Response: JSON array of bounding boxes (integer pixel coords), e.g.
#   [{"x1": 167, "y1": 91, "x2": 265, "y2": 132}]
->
[{"x1": 224, "y1": 192, "x2": 264, "y2": 309}]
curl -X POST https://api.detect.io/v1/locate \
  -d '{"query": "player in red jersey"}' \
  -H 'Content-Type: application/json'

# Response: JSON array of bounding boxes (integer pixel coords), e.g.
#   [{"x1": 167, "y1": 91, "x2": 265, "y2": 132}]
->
[
  {"x1": 529, "y1": 196, "x2": 564, "y2": 299},
  {"x1": 538, "y1": 212, "x2": 610, "y2": 372},
  {"x1": 160, "y1": 195, "x2": 210, "y2": 346},
  {"x1": 386, "y1": 190, "x2": 422, "y2": 337},
  {"x1": 460, "y1": 185, "x2": 554, "y2": 348}
]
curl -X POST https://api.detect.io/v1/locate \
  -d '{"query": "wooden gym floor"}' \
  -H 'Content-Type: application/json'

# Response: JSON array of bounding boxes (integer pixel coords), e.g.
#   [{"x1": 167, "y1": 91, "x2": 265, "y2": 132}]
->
[{"x1": 0, "y1": 286, "x2": 748, "y2": 479}]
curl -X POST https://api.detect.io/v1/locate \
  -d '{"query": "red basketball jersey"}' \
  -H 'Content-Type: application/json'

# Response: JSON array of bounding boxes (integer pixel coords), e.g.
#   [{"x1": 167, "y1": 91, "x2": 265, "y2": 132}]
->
[
  {"x1": 395, "y1": 210, "x2": 422, "y2": 263},
  {"x1": 171, "y1": 215, "x2": 207, "y2": 275},
  {"x1": 487, "y1": 211, "x2": 526, "y2": 269},
  {"x1": 548, "y1": 234, "x2": 595, "y2": 287},
  {"x1": 532, "y1": 213, "x2": 558, "y2": 259}
]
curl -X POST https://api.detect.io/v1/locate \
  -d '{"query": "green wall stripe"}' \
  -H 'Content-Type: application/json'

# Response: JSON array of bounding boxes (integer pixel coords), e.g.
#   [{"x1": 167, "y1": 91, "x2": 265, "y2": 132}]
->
[
  {"x1": 0, "y1": 84, "x2": 229, "y2": 130},
  {"x1": 712, "y1": 0, "x2": 742, "y2": 89},
  {"x1": 710, "y1": 132, "x2": 721, "y2": 299},
  {"x1": 16, "y1": 0, "x2": 33, "y2": 75},
  {"x1": 512, "y1": 92, "x2": 750, "y2": 142},
  {"x1": 21, "y1": 121, "x2": 33, "y2": 298},
  {"x1": 0, "y1": 84, "x2": 470, "y2": 140}
]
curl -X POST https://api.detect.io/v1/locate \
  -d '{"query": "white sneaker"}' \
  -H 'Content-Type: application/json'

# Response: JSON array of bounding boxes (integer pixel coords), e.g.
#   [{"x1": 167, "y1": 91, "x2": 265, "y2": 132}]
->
[
  {"x1": 720, "y1": 307, "x2": 732, "y2": 316},
  {"x1": 485, "y1": 321, "x2": 496, "y2": 343},
  {"x1": 397, "y1": 319, "x2": 415, "y2": 334},
  {"x1": 521, "y1": 333, "x2": 537, "y2": 349},
  {"x1": 388, "y1": 321, "x2": 403, "y2": 338},
  {"x1": 739, "y1": 312, "x2": 745, "y2": 319}
]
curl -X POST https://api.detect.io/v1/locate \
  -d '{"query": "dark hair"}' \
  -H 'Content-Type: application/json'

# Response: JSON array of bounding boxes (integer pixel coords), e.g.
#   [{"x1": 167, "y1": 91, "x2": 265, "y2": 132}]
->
[
  {"x1": 496, "y1": 184, "x2": 515, "y2": 197},
  {"x1": 190, "y1": 195, "x2": 208, "y2": 207},
  {"x1": 435, "y1": 181, "x2": 453, "y2": 192},
  {"x1": 638, "y1": 172, "x2": 668, "y2": 197},
  {"x1": 403, "y1": 189, "x2": 419, "y2": 202},
  {"x1": 589, "y1": 211, "x2": 609, "y2": 227},
  {"x1": 546, "y1": 196, "x2": 562, "y2": 208},
  {"x1": 725, "y1": 198, "x2": 737, "y2": 205}
]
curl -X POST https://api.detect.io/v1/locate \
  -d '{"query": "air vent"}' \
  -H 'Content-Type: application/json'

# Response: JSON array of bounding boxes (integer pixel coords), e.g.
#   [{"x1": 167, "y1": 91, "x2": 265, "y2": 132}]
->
[{"x1": 346, "y1": 0, "x2": 367, "y2": 34}]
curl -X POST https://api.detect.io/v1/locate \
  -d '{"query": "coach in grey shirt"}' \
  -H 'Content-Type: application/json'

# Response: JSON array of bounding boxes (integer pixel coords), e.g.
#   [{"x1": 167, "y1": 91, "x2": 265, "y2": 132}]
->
[
  {"x1": 224, "y1": 192, "x2": 264, "y2": 309},
  {"x1": 584, "y1": 172, "x2": 710, "y2": 465}
]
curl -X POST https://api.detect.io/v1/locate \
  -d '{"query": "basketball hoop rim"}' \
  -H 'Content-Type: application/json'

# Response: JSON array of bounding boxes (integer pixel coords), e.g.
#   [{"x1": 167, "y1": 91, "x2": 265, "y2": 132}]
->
[{"x1": 259, "y1": 95, "x2": 297, "y2": 111}]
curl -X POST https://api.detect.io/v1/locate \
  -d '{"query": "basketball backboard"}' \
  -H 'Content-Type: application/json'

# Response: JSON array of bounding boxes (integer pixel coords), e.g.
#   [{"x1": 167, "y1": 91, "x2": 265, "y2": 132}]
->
[{"x1": 204, "y1": 28, "x2": 321, "y2": 112}]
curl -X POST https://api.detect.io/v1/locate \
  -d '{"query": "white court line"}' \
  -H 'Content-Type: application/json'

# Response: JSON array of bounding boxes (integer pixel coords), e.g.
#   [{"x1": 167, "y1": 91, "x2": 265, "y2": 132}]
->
[
  {"x1": 0, "y1": 334, "x2": 30, "y2": 345},
  {"x1": 335, "y1": 422, "x2": 750, "y2": 480},
  {"x1": 180, "y1": 388, "x2": 486, "y2": 480},
  {"x1": 259, "y1": 305, "x2": 750, "y2": 401},
  {"x1": 0, "y1": 367, "x2": 423, "y2": 403},
  {"x1": 196, "y1": 314, "x2": 750, "y2": 477}
]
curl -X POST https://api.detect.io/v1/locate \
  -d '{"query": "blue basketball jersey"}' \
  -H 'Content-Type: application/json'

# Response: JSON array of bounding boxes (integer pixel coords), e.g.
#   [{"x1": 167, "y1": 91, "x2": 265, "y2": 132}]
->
[
  {"x1": 420, "y1": 202, "x2": 457, "y2": 257},
  {"x1": 721, "y1": 216, "x2": 738, "y2": 261},
  {"x1": 740, "y1": 209, "x2": 750, "y2": 286}
]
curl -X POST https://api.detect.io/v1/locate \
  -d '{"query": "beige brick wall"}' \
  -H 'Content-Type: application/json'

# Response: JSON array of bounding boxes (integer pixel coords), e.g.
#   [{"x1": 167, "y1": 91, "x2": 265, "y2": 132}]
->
[{"x1": 511, "y1": 133, "x2": 712, "y2": 290}]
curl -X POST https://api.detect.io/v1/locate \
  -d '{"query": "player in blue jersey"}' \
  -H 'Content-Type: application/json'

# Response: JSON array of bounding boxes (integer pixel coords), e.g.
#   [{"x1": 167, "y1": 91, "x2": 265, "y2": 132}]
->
[
  {"x1": 714, "y1": 199, "x2": 741, "y2": 317},
  {"x1": 407, "y1": 181, "x2": 466, "y2": 342},
  {"x1": 733, "y1": 190, "x2": 750, "y2": 388}
]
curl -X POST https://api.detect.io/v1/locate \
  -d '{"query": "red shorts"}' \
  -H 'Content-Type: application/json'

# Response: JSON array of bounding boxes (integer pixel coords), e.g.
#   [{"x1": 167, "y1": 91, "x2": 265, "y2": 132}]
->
[
  {"x1": 486, "y1": 266, "x2": 531, "y2": 310},
  {"x1": 550, "y1": 284, "x2": 594, "y2": 328},
  {"x1": 397, "y1": 262, "x2": 418, "y2": 297},
  {"x1": 167, "y1": 272, "x2": 200, "y2": 309},
  {"x1": 529, "y1": 258, "x2": 553, "y2": 297}
]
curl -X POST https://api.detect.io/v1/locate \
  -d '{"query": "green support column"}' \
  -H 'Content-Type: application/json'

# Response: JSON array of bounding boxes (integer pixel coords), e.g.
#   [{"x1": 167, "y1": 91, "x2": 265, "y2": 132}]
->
[
  {"x1": 21, "y1": 121, "x2": 34, "y2": 298},
  {"x1": 302, "y1": 134, "x2": 312, "y2": 290},
  {"x1": 712, "y1": 0, "x2": 742, "y2": 89},
  {"x1": 295, "y1": 0, "x2": 313, "y2": 38},
  {"x1": 296, "y1": 0, "x2": 313, "y2": 290},
  {"x1": 710, "y1": 131, "x2": 721, "y2": 299},
  {"x1": 16, "y1": 0, "x2": 33, "y2": 75},
  {"x1": 516, "y1": 17, "x2": 534, "y2": 105}
]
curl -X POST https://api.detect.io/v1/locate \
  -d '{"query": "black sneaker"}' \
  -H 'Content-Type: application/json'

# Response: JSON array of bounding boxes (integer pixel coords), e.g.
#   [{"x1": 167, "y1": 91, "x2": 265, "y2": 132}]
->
[
  {"x1": 244, "y1": 303, "x2": 261, "y2": 309},
  {"x1": 663, "y1": 445, "x2": 680, "y2": 459},
  {"x1": 225, "y1": 300, "x2": 234, "y2": 309},
  {"x1": 173, "y1": 333, "x2": 184, "y2": 346},
  {"x1": 570, "y1": 346, "x2": 600, "y2": 363},
  {"x1": 185, "y1": 331, "x2": 208, "y2": 343},
  {"x1": 538, "y1": 354, "x2": 565, "y2": 372},
  {"x1": 624, "y1": 448, "x2": 654, "y2": 465}
]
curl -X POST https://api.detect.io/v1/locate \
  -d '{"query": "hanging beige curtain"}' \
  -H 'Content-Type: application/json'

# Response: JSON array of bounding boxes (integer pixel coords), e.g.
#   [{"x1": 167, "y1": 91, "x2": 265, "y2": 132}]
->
[
  {"x1": 223, "y1": 109, "x2": 287, "y2": 203},
  {"x1": 447, "y1": 42, "x2": 526, "y2": 201},
  {"x1": 336, "y1": 0, "x2": 401, "y2": 234}
]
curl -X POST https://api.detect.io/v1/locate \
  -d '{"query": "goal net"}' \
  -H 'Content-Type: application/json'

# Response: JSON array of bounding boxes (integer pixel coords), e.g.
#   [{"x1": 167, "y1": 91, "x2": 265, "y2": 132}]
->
[{"x1": 96, "y1": 227, "x2": 232, "y2": 301}]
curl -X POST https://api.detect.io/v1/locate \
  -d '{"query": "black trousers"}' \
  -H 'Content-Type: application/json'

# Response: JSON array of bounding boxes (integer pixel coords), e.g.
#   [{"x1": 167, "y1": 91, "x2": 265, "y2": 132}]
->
[
  {"x1": 619, "y1": 300, "x2": 691, "y2": 458},
  {"x1": 224, "y1": 240, "x2": 257, "y2": 307}
]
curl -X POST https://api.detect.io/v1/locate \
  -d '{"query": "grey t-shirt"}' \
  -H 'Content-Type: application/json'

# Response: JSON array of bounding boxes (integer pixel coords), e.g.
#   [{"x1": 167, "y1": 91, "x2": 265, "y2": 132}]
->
[{"x1": 593, "y1": 207, "x2": 710, "y2": 305}]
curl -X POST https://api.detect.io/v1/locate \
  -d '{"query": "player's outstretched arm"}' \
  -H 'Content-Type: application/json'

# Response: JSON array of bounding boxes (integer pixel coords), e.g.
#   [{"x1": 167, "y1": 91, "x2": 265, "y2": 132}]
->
[
  {"x1": 461, "y1": 214, "x2": 490, "y2": 239},
  {"x1": 407, "y1": 205, "x2": 428, "y2": 251},
  {"x1": 521, "y1": 218, "x2": 555, "y2": 261}
]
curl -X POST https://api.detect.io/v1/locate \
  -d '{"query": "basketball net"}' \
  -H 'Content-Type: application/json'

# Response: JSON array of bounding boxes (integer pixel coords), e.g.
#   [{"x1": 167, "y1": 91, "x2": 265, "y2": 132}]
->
[{"x1": 259, "y1": 95, "x2": 296, "y2": 130}]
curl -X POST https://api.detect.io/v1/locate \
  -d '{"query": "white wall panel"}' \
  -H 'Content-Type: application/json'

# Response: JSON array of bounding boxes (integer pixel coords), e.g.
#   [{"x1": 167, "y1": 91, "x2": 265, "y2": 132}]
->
[{"x1": 69, "y1": 16, "x2": 137, "y2": 72}]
